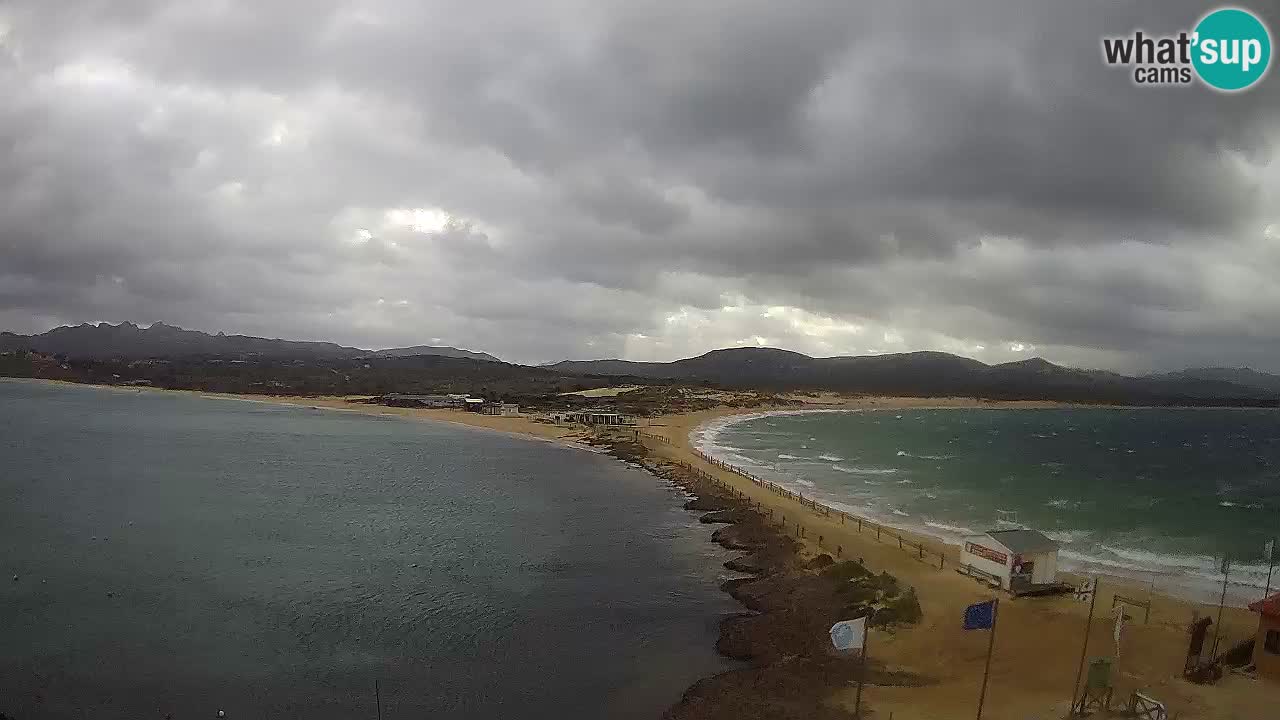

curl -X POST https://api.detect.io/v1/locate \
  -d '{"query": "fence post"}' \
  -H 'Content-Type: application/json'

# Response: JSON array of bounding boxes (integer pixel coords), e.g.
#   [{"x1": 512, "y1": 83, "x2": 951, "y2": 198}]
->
[{"x1": 876, "y1": 526, "x2": 881, "y2": 541}]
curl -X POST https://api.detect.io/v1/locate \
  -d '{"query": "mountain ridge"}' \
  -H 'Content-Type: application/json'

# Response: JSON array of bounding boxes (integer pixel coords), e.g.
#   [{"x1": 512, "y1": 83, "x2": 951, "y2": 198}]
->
[{"x1": 0, "y1": 322, "x2": 500, "y2": 362}]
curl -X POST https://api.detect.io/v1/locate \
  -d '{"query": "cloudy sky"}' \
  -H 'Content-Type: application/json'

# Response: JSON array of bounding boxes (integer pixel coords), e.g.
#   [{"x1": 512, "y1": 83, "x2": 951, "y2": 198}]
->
[{"x1": 2, "y1": 1, "x2": 1278, "y2": 370}]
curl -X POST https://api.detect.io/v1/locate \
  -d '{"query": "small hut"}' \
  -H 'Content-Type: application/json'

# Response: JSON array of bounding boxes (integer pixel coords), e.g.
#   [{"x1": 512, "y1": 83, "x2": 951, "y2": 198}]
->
[
  {"x1": 960, "y1": 528, "x2": 1060, "y2": 594},
  {"x1": 1248, "y1": 591, "x2": 1280, "y2": 682}
]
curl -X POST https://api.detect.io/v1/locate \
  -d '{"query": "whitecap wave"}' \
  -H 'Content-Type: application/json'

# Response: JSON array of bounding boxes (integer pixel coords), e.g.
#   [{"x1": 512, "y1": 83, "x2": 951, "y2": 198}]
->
[
  {"x1": 818, "y1": 453, "x2": 844, "y2": 462},
  {"x1": 830, "y1": 464, "x2": 898, "y2": 475},
  {"x1": 924, "y1": 520, "x2": 975, "y2": 536}
]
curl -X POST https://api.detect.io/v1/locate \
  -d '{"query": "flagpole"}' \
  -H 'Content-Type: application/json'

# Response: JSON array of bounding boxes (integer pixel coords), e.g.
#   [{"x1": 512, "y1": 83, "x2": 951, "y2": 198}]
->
[
  {"x1": 1211, "y1": 555, "x2": 1230, "y2": 657},
  {"x1": 855, "y1": 625, "x2": 868, "y2": 718},
  {"x1": 1265, "y1": 539, "x2": 1276, "y2": 601},
  {"x1": 1068, "y1": 577, "x2": 1098, "y2": 716},
  {"x1": 975, "y1": 598, "x2": 999, "y2": 720}
]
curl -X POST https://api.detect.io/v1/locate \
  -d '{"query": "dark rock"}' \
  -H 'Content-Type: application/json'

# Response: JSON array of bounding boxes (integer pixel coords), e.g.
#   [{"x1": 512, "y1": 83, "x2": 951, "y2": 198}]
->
[
  {"x1": 699, "y1": 510, "x2": 739, "y2": 524},
  {"x1": 804, "y1": 553, "x2": 834, "y2": 570},
  {"x1": 683, "y1": 496, "x2": 728, "y2": 512}
]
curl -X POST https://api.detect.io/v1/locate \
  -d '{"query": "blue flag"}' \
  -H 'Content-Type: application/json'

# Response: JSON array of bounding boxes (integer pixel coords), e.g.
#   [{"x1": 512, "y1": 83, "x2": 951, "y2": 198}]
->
[{"x1": 963, "y1": 600, "x2": 996, "y2": 630}]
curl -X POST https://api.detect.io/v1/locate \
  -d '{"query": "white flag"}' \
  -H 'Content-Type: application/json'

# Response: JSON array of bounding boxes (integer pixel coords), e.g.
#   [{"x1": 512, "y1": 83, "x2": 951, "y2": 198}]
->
[
  {"x1": 1266, "y1": 539, "x2": 1275, "y2": 564},
  {"x1": 1113, "y1": 605, "x2": 1125, "y2": 658},
  {"x1": 830, "y1": 617, "x2": 867, "y2": 652}
]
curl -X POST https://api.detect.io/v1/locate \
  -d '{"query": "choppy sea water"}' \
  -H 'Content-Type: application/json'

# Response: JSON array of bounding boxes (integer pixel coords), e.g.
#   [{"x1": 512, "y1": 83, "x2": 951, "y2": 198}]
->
[
  {"x1": 0, "y1": 380, "x2": 736, "y2": 718},
  {"x1": 695, "y1": 407, "x2": 1280, "y2": 605}
]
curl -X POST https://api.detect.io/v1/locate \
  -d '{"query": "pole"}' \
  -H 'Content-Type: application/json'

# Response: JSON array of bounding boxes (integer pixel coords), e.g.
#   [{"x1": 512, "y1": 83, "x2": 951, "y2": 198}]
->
[
  {"x1": 855, "y1": 626, "x2": 869, "y2": 718},
  {"x1": 375, "y1": 678, "x2": 382, "y2": 720},
  {"x1": 1069, "y1": 578, "x2": 1098, "y2": 715},
  {"x1": 1211, "y1": 556, "x2": 1230, "y2": 657},
  {"x1": 975, "y1": 598, "x2": 999, "y2": 720},
  {"x1": 1265, "y1": 540, "x2": 1276, "y2": 601}
]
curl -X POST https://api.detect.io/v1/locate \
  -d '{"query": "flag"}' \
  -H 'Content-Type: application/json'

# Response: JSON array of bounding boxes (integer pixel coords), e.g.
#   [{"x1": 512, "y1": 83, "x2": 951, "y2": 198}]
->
[
  {"x1": 1220, "y1": 554, "x2": 1231, "y2": 575},
  {"x1": 964, "y1": 600, "x2": 997, "y2": 630},
  {"x1": 830, "y1": 617, "x2": 867, "y2": 651},
  {"x1": 1113, "y1": 604, "x2": 1126, "y2": 658},
  {"x1": 1074, "y1": 578, "x2": 1096, "y2": 602},
  {"x1": 1266, "y1": 539, "x2": 1275, "y2": 564}
]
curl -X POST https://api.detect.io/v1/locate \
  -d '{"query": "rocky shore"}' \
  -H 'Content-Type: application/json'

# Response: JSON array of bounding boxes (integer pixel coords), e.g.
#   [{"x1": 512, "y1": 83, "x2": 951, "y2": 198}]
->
[{"x1": 591, "y1": 434, "x2": 926, "y2": 719}]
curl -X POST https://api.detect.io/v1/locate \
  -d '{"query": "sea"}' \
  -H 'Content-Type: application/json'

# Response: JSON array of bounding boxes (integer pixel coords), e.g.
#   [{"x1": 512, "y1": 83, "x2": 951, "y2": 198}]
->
[
  {"x1": 695, "y1": 407, "x2": 1280, "y2": 606},
  {"x1": 0, "y1": 379, "x2": 737, "y2": 718}
]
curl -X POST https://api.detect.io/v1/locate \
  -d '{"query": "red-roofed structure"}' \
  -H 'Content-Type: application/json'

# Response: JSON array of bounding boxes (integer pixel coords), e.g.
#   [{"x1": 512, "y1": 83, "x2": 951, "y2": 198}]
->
[
  {"x1": 1248, "y1": 592, "x2": 1280, "y2": 618},
  {"x1": 1249, "y1": 591, "x2": 1280, "y2": 681}
]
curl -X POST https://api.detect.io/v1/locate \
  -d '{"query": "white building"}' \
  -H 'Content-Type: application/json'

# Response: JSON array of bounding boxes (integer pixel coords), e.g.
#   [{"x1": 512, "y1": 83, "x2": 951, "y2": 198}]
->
[
  {"x1": 959, "y1": 529, "x2": 1060, "y2": 594},
  {"x1": 482, "y1": 403, "x2": 519, "y2": 416}
]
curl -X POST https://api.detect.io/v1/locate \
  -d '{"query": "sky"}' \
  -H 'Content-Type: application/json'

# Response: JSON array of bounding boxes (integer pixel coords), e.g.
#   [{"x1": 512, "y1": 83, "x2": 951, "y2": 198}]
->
[{"x1": 1, "y1": 1, "x2": 1279, "y2": 370}]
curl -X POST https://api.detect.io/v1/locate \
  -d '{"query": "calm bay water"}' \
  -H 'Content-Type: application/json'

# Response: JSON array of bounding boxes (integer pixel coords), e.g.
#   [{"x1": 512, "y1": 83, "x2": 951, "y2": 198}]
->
[
  {"x1": 0, "y1": 380, "x2": 736, "y2": 718},
  {"x1": 697, "y1": 408, "x2": 1280, "y2": 604}
]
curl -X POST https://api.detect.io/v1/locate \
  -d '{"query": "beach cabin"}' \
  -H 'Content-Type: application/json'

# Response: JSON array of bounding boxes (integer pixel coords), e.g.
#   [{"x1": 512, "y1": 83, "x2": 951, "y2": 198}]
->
[
  {"x1": 481, "y1": 403, "x2": 520, "y2": 417},
  {"x1": 1248, "y1": 591, "x2": 1280, "y2": 682},
  {"x1": 959, "y1": 529, "x2": 1060, "y2": 594}
]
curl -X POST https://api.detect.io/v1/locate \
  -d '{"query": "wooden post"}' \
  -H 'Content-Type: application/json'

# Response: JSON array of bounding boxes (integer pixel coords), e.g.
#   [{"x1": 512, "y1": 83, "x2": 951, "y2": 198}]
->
[
  {"x1": 855, "y1": 626, "x2": 869, "y2": 718},
  {"x1": 976, "y1": 599, "x2": 1000, "y2": 720},
  {"x1": 1068, "y1": 578, "x2": 1098, "y2": 715},
  {"x1": 375, "y1": 678, "x2": 383, "y2": 720},
  {"x1": 1212, "y1": 556, "x2": 1231, "y2": 657}
]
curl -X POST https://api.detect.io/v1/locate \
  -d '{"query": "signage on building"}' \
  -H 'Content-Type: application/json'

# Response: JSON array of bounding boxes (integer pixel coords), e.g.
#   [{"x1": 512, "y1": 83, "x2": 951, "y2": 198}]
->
[{"x1": 964, "y1": 542, "x2": 1009, "y2": 566}]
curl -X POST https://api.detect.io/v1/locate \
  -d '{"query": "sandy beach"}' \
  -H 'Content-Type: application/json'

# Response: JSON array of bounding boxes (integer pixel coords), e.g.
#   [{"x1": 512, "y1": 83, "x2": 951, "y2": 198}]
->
[{"x1": 24, "y1": 380, "x2": 1277, "y2": 718}]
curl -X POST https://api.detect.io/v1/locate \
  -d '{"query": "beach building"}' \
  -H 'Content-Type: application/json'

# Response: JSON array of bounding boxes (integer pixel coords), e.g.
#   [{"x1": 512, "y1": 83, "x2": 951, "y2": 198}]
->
[
  {"x1": 464, "y1": 397, "x2": 487, "y2": 412},
  {"x1": 1248, "y1": 592, "x2": 1280, "y2": 681},
  {"x1": 382, "y1": 393, "x2": 468, "y2": 408},
  {"x1": 959, "y1": 529, "x2": 1060, "y2": 594},
  {"x1": 482, "y1": 403, "x2": 520, "y2": 416},
  {"x1": 551, "y1": 410, "x2": 636, "y2": 426}
]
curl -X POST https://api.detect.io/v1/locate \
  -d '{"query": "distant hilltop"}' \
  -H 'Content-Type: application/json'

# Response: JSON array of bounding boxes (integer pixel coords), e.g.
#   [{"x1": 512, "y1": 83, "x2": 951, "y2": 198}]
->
[
  {"x1": 5, "y1": 322, "x2": 1280, "y2": 406},
  {"x1": 546, "y1": 347, "x2": 1280, "y2": 404},
  {"x1": 0, "y1": 322, "x2": 501, "y2": 363}
]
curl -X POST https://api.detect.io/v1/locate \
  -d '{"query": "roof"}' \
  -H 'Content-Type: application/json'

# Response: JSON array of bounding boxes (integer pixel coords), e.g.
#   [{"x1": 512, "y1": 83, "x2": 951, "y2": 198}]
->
[
  {"x1": 984, "y1": 529, "x2": 1059, "y2": 554},
  {"x1": 1248, "y1": 592, "x2": 1280, "y2": 618}
]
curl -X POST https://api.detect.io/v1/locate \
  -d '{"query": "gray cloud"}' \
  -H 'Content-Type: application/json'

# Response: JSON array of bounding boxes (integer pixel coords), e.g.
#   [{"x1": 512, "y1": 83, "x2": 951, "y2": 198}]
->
[{"x1": 1, "y1": 0, "x2": 1279, "y2": 371}]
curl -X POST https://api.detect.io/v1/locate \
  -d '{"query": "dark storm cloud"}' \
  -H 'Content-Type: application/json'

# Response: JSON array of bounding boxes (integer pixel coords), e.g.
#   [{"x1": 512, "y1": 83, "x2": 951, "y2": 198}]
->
[{"x1": 1, "y1": 0, "x2": 1279, "y2": 369}]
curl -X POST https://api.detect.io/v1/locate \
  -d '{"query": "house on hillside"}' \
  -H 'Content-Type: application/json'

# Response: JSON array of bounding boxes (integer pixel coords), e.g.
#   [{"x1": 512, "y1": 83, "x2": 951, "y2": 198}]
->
[
  {"x1": 959, "y1": 528, "x2": 1060, "y2": 594},
  {"x1": 1248, "y1": 592, "x2": 1280, "y2": 682}
]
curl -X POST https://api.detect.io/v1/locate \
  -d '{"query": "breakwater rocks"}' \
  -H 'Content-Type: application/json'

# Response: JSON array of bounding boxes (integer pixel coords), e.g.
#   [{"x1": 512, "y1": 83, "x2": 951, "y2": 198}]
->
[{"x1": 592, "y1": 433, "x2": 928, "y2": 719}]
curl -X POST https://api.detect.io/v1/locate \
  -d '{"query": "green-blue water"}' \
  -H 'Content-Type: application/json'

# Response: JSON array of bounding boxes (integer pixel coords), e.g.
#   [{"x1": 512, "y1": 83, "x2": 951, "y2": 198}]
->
[
  {"x1": 0, "y1": 380, "x2": 736, "y2": 718},
  {"x1": 697, "y1": 408, "x2": 1280, "y2": 604}
]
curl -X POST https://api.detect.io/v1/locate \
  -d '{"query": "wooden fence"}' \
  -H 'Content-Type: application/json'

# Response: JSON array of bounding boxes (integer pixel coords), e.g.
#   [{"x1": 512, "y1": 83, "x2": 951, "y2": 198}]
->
[{"x1": 631, "y1": 430, "x2": 947, "y2": 570}]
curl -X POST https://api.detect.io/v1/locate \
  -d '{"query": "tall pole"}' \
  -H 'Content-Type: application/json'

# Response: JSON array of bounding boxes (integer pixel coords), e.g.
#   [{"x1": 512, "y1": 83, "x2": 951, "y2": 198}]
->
[
  {"x1": 1265, "y1": 540, "x2": 1276, "y2": 601},
  {"x1": 1069, "y1": 578, "x2": 1098, "y2": 716},
  {"x1": 1211, "y1": 555, "x2": 1230, "y2": 657},
  {"x1": 375, "y1": 678, "x2": 382, "y2": 720},
  {"x1": 975, "y1": 599, "x2": 1000, "y2": 720},
  {"x1": 855, "y1": 626, "x2": 869, "y2": 718}
]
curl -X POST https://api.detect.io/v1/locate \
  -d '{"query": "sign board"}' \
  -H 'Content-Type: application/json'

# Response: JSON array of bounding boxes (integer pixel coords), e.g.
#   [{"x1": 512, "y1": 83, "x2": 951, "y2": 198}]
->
[{"x1": 964, "y1": 542, "x2": 1009, "y2": 565}]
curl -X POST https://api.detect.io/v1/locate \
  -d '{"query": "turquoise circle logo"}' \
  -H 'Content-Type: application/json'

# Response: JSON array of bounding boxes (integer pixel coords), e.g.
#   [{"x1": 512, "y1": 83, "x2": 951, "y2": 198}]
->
[{"x1": 1192, "y1": 8, "x2": 1272, "y2": 91}]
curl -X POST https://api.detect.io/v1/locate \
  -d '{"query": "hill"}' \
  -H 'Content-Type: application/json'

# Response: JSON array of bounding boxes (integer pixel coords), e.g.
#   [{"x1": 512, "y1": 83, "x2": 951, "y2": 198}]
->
[
  {"x1": 1148, "y1": 367, "x2": 1280, "y2": 393},
  {"x1": 0, "y1": 322, "x2": 499, "y2": 362},
  {"x1": 547, "y1": 347, "x2": 1279, "y2": 405}
]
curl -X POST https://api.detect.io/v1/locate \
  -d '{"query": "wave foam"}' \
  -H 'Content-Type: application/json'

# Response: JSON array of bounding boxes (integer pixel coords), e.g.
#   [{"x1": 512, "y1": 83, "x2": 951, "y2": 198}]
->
[{"x1": 830, "y1": 464, "x2": 898, "y2": 475}]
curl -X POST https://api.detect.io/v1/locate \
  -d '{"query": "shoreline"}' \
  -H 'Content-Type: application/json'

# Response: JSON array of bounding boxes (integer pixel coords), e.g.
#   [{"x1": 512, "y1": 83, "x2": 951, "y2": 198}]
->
[
  {"x1": 688, "y1": 406, "x2": 1275, "y2": 609},
  {"x1": 8, "y1": 378, "x2": 1277, "y2": 717}
]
